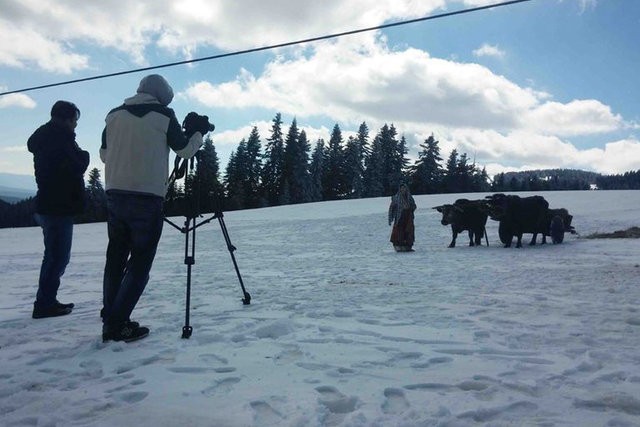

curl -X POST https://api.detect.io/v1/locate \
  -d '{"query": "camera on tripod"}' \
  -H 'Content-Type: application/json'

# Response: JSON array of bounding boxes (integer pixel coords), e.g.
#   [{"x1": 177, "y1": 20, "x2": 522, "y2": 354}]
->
[
  {"x1": 165, "y1": 113, "x2": 251, "y2": 339},
  {"x1": 182, "y1": 112, "x2": 216, "y2": 137}
]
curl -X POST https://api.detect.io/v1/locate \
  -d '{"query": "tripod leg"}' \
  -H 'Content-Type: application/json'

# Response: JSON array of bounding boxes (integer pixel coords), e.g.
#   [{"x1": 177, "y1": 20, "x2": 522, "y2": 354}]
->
[
  {"x1": 217, "y1": 215, "x2": 251, "y2": 305},
  {"x1": 182, "y1": 216, "x2": 196, "y2": 338}
]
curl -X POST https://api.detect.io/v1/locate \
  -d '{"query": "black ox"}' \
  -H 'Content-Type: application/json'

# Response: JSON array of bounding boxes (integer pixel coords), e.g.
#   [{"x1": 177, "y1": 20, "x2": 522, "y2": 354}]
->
[
  {"x1": 484, "y1": 194, "x2": 549, "y2": 248},
  {"x1": 433, "y1": 199, "x2": 488, "y2": 248}
]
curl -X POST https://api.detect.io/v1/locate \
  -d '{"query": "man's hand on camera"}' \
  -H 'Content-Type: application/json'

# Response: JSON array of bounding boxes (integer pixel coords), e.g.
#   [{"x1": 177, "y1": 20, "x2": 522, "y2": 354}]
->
[{"x1": 183, "y1": 112, "x2": 215, "y2": 138}]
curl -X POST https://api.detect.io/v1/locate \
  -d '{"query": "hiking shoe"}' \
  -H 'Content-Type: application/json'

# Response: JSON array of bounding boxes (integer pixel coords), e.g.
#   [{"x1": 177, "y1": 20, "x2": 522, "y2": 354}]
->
[
  {"x1": 33, "y1": 304, "x2": 72, "y2": 319},
  {"x1": 55, "y1": 300, "x2": 75, "y2": 309},
  {"x1": 102, "y1": 323, "x2": 149, "y2": 343}
]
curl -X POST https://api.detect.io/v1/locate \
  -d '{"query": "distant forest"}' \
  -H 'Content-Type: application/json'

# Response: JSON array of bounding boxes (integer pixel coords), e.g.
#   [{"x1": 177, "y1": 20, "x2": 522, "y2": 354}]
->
[{"x1": 2, "y1": 113, "x2": 639, "y2": 228}]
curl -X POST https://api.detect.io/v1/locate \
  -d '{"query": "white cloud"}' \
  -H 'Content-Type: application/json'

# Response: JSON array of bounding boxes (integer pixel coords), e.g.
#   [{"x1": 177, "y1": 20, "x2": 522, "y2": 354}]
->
[
  {"x1": 0, "y1": 0, "x2": 446, "y2": 72},
  {"x1": 0, "y1": 90, "x2": 36, "y2": 109},
  {"x1": 437, "y1": 128, "x2": 640, "y2": 175},
  {"x1": 592, "y1": 139, "x2": 640, "y2": 174},
  {"x1": 180, "y1": 31, "x2": 635, "y2": 174},
  {"x1": 0, "y1": 20, "x2": 89, "y2": 74},
  {"x1": 524, "y1": 100, "x2": 624, "y2": 136},
  {"x1": 184, "y1": 34, "x2": 623, "y2": 140},
  {"x1": 473, "y1": 43, "x2": 505, "y2": 58},
  {"x1": 185, "y1": 36, "x2": 542, "y2": 131},
  {"x1": 444, "y1": 129, "x2": 581, "y2": 166}
]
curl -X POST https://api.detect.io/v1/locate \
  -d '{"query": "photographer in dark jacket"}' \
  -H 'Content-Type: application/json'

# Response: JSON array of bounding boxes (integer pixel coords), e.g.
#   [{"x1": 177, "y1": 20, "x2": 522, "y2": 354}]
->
[{"x1": 28, "y1": 100, "x2": 90, "y2": 319}]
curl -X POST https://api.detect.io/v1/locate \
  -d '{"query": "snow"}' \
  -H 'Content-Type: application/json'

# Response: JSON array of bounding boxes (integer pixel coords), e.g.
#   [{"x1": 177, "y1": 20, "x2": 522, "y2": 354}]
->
[{"x1": 1, "y1": 190, "x2": 640, "y2": 427}]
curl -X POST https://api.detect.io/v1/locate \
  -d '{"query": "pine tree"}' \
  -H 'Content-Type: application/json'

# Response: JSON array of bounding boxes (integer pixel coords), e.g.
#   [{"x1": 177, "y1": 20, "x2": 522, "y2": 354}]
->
[
  {"x1": 294, "y1": 130, "x2": 312, "y2": 203},
  {"x1": 364, "y1": 124, "x2": 403, "y2": 196},
  {"x1": 245, "y1": 126, "x2": 263, "y2": 208},
  {"x1": 322, "y1": 124, "x2": 347, "y2": 200},
  {"x1": 343, "y1": 122, "x2": 369, "y2": 199},
  {"x1": 282, "y1": 118, "x2": 311, "y2": 204},
  {"x1": 308, "y1": 139, "x2": 325, "y2": 202},
  {"x1": 224, "y1": 142, "x2": 247, "y2": 210},
  {"x1": 443, "y1": 149, "x2": 460, "y2": 193},
  {"x1": 456, "y1": 152, "x2": 473, "y2": 192},
  {"x1": 408, "y1": 134, "x2": 443, "y2": 194},
  {"x1": 84, "y1": 167, "x2": 107, "y2": 222},
  {"x1": 194, "y1": 136, "x2": 223, "y2": 213},
  {"x1": 260, "y1": 113, "x2": 285, "y2": 206},
  {"x1": 475, "y1": 166, "x2": 490, "y2": 192},
  {"x1": 363, "y1": 132, "x2": 385, "y2": 197},
  {"x1": 393, "y1": 134, "x2": 410, "y2": 187}
]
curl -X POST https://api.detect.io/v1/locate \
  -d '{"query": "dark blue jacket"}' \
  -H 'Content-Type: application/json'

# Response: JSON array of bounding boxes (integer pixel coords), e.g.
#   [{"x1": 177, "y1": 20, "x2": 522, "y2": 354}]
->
[{"x1": 28, "y1": 120, "x2": 90, "y2": 215}]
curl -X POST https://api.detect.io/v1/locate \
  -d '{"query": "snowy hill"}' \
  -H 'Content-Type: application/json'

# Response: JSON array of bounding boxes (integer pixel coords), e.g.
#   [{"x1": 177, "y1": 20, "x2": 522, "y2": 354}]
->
[{"x1": 1, "y1": 191, "x2": 640, "y2": 426}]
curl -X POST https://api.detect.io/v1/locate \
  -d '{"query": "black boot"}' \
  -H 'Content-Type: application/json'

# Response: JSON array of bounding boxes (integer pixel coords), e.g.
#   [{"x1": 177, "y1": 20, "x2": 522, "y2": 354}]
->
[{"x1": 33, "y1": 304, "x2": 72, "y2": 319}]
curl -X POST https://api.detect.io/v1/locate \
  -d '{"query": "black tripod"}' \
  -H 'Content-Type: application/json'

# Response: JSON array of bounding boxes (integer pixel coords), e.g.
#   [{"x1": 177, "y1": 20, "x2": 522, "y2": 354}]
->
[{"x1": 164, "y1": 156, "x2": 251, "y2": 339}]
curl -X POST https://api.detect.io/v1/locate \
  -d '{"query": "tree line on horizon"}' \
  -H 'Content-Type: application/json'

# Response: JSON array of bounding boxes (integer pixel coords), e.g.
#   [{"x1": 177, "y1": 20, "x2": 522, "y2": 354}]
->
[{"x1": 1, "y1": 112, "x2": 639, "y2": 228}]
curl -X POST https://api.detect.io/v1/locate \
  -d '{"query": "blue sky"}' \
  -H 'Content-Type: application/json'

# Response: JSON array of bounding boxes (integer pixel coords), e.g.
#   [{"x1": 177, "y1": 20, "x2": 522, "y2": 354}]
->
[{"x1": 1, "y1": 0, "x2": 638, "y2": 190}]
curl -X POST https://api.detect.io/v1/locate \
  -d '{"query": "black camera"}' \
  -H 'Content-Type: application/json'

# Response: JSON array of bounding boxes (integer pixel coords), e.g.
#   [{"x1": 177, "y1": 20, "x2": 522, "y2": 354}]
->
[{"x1": 182, "y1": 112, "x2": 215, "y2": 137}]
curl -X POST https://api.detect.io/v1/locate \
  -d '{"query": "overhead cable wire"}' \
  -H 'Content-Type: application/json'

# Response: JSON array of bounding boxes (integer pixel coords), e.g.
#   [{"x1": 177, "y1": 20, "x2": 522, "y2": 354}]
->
[{"x1": 0, "y1": 0, "x2": 532, "y2": 97}]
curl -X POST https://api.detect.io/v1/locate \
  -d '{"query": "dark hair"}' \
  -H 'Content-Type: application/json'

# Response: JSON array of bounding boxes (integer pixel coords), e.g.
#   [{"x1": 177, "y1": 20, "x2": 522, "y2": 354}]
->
[{"x1": 50, "y1": 100, "x2": 80, "y2": 121}]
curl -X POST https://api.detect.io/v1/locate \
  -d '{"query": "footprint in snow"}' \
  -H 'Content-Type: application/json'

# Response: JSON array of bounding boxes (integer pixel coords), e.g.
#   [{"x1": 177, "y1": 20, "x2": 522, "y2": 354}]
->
[
  {"x1": 315, "y1": 385, "x2": 358, "y2": 414},
  {"x1": 250, "y1": 400, "x2": 284, "y2": 426},
  {"x1": 201, "y1": 377, "x2": 241, "y2": 396},
  {"x1": 381, "y1": 387, "x2": 410, "y2": 414}
]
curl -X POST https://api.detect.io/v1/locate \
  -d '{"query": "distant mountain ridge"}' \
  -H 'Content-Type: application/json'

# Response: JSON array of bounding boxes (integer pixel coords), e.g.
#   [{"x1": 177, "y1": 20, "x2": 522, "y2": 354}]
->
[
  {"x1": 0, "y1": 173, "x2": 37, "y2": 203},
  {"x1": 0, "y1": 186, "x2": 35, "y2": 203}
]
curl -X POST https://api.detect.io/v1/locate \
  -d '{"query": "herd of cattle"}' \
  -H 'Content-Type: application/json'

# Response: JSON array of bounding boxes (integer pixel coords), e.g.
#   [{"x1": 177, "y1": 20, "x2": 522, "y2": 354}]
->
[{"x1": 433, "y1": 194, "x2": 577, "y2": 248}]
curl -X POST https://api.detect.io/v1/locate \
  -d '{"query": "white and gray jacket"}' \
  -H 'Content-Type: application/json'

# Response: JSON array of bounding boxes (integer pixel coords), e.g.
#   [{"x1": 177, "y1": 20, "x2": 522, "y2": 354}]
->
[{"x1": 100, "y1": 93, "x2": 203, "y2": 198}]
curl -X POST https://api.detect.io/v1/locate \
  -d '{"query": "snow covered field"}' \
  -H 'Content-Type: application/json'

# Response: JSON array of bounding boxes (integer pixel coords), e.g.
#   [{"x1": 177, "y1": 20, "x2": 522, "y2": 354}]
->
[{"x1": 1, "y1": 190, "x2": 640, "y2": 427}]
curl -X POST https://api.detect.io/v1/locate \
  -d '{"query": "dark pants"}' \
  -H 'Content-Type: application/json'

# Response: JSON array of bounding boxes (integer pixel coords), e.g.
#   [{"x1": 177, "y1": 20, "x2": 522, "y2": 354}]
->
[
  {"x1": 102, "y1": 192, "x2": 164, "y2": 327},
  {"x1": 34, "y1": 214, "x2": 74, "y2": 309}
]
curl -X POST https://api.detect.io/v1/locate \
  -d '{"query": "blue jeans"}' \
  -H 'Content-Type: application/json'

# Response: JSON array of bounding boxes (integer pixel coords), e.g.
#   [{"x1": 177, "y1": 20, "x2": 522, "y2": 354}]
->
[
  {"x1": 102, "y1": 192, "x2": 164, "y2": 326},
  {"x1": 34, "y1": 214, "x2": 74, "y2": 309}
]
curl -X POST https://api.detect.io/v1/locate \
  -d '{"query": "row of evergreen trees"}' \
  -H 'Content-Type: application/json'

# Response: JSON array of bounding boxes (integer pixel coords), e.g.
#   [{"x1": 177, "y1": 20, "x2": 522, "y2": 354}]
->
[
  {"x1": 2, "y1": 112, "x2": 639, "y2": 228},
  {"x1": 166, "y1": 113, "x2": 491, "y2": 214}
]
